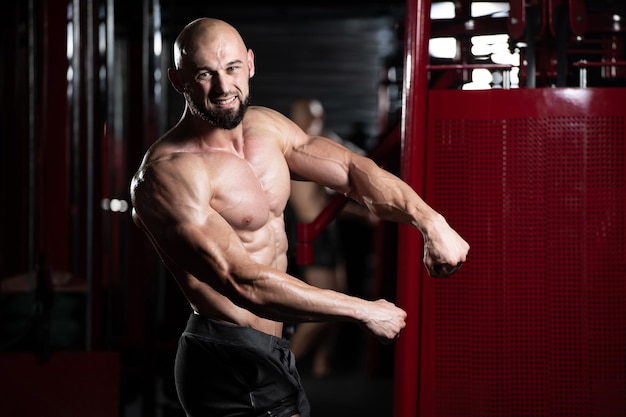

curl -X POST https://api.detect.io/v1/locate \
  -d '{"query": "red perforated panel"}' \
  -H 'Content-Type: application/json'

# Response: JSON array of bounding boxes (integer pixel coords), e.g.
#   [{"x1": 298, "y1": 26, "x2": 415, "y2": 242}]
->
[{"x1": 422, "y1": 88, "x2": 626, "y2": 417}]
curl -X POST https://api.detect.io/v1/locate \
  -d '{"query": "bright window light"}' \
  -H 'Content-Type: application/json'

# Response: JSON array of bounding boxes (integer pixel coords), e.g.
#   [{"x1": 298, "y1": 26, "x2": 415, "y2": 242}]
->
[
  {"x1": 492, "y1": 51, "x2": 520, "y2": 66},
  {"x1": 472, "y1": 33, "x2": 510, "y2": 45},
  {"x1": 473, "y1": 68, "x2": 493, "y2": 84},
  {"x1": 471, "y1": 2, "x2": 510, "y2": 18},
  {"x1": 431, "y1": 2, "x2": 456, "y2": 20},
  {"x1": 471, "y1": 34, "x2": 511, "y2": 58},
  {"x1": 430, "y1": 37, "x2": 458, "y2": 59}
]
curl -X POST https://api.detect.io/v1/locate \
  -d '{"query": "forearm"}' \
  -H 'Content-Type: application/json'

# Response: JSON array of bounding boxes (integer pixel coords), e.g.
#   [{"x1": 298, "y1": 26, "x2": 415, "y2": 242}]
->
[
  {"x1": 229, "y1": 262, "x2": 368, "y2": 324},
  {"x1": 226, "y1": 262, "x2": 406, "y2": 343},
  {"x1": 345, "y1": 157, "x2": 440, "y2": 234}
]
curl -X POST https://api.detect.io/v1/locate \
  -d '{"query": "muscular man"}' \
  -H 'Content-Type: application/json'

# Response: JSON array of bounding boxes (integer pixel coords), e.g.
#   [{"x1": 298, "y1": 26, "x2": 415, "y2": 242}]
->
[{"x1": 130, "y1": 17, "x2": 469, "y2": 417}]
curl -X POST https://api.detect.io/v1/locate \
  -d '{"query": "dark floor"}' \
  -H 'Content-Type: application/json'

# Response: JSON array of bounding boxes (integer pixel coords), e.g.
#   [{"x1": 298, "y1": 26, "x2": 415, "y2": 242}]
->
[
  {"x1": 290, "y1": 323, "x2": 396, "y2": 417},
  {"x1": 151, "y1": 370, "x2": 395, "y2": 417},
  {"x1": 302, "y1": 370, "x2": 395, "y2": 417}
]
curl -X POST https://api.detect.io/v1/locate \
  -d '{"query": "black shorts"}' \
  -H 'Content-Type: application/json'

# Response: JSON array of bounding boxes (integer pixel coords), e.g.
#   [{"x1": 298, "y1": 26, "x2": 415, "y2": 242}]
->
[{"x1": 174, "y1": 314, "x2": 311, "y2": 417}]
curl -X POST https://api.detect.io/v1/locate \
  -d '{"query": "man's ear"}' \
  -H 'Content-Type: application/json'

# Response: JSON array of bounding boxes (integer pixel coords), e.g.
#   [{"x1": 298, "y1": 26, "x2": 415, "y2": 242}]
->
[
  {"x1": 247, "y1": 49, "x2": 256, "y2": 78},
  {"x1": 168, "y1": 67, "x2": 185, "y2": 93}
]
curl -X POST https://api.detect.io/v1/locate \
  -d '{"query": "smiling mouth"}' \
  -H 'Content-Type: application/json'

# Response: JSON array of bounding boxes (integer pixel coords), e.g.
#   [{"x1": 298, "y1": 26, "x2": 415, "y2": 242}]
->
[{"x1": 212, "y1": 96, "x2": 238, "y2": 106}]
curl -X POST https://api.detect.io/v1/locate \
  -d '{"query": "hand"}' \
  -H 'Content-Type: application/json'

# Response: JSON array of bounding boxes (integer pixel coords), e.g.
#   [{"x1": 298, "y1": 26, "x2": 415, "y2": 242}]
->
[
  {"x1": 361, "y1": 299, "x2": 407, "y2": 344},
  {"x1": 422, "y1": 215, "x2": 470, "y2": 278}
]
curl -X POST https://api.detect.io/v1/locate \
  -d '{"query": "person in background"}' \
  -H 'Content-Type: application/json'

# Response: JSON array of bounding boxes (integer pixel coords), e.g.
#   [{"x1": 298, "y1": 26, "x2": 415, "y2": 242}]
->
[
  {"x1": 130, "y1": 17, "x2": 469, "y2": 417},
  {"x1": 287, "y1": 98, "x2": 376, "y2": 378}
]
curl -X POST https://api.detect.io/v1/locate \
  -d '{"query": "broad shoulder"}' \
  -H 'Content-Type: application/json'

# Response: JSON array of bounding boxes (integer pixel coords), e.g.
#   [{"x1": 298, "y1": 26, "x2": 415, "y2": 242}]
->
[
  {"x1": 243, "y1": 106, "x2": 306, "y2": 152},
  {"x1": 130, "y1": 152, "x2": 215, "y2": 218},
  {"x1": 244, "y1": 105, "x2": 289, "y2": 125},
  {"x1": 132, "y1": 148, "x2": 251, "y2": 202}
]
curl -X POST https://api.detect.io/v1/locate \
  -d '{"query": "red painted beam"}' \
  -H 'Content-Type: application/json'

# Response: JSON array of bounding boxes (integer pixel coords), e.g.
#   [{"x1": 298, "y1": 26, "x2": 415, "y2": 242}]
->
[
  {"x1": 508, "y1": 0, "x2": 526, "y2": 40},
  {"x1": 394, "y1": 1, "x2": 431, "y2": 416},
  {"x1": 569, "y1": 0, "x2": 587, "y2": 36}
]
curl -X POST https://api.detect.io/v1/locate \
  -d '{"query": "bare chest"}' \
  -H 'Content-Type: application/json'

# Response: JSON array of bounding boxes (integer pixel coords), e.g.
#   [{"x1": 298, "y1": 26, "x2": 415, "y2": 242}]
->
[{"x1": 211, "y1": 147, "x2": 291, "y2": 232}]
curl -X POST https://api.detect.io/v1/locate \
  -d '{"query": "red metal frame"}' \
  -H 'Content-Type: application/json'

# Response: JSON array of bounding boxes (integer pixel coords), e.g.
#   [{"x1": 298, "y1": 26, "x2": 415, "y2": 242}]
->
[
  {"x1": 393, "y1": 1, "x2": 432, "y2": 416},
  {"x1": 508, "y1": 0, "x2": 526, "y2": 40},
  {"x1": 547, "y1": 0, "x2": 586, "y2": 37},
  {"x1": 568, "y1": 0, "x2": 587, "y2": 36}
]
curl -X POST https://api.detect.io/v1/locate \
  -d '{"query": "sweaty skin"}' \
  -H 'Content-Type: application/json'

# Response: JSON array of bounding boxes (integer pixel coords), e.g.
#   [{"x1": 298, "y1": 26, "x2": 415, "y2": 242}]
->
[{"x1": 130, "y1": 18, "x2": 468, "y2": 343}]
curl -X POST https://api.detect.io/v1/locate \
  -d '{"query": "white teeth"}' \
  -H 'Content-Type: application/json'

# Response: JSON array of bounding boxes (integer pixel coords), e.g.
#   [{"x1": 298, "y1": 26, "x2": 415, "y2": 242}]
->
[{"x1": 215, "y1": 97, "x2": 236, "y2": 105}]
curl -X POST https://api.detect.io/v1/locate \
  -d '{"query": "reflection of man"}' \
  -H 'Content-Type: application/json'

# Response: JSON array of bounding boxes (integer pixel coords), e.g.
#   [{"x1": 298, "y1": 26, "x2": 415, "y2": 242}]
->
[{"x1": 130, "y1": 17, "x2": 469, "y2": 417}]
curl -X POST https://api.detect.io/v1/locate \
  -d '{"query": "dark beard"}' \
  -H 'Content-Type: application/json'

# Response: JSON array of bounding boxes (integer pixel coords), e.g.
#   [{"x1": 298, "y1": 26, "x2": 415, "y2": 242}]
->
[{"x1": 186, "y1": 93, "x2": 251, "y2": 130}]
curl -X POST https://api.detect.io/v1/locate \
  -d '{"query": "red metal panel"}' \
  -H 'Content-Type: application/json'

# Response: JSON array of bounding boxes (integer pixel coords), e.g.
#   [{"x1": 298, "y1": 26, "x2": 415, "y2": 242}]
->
[{"x1": 422, "y1": 88, "x2": 626, "y2": 417}]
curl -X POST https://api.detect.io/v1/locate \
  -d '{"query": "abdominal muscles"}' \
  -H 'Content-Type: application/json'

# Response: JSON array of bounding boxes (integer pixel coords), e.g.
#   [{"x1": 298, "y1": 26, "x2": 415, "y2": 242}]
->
[{"x1": 237, "y1": 214, "x2": 289, "y2": 272}]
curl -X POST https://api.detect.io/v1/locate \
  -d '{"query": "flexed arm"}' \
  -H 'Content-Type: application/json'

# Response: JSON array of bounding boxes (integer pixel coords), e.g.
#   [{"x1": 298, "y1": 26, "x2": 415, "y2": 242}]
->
[
  {"x1": 345, "y1": 155, "x2": 469, "y2": 277},
  {"x1": 286, "y1": 135, "x2": 469, "y2": 277}
]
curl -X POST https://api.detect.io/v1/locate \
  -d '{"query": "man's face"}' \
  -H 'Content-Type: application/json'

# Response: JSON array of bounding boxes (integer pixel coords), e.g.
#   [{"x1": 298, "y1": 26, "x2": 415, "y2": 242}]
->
[{"x1": 179, "y1": 38, "x2": 255, "y2": 130}]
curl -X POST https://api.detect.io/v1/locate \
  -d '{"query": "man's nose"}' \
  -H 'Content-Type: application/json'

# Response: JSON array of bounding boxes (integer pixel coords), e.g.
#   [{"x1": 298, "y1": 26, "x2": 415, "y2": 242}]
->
[{"x1": 212, "y1": 74, "x2": 228, "y2": 94}]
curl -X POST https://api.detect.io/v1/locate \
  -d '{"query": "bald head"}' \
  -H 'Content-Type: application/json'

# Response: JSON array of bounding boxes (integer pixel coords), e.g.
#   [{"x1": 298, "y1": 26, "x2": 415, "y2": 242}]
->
[{"x1": 173, "y1": 18, "x2": 248, "y2": 70}]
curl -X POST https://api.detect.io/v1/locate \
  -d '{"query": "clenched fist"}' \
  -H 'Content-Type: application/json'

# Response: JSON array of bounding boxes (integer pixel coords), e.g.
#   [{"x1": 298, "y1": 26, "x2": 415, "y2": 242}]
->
[{"x1": 422, "y1": 214, "x2": 470, "y2": 278}]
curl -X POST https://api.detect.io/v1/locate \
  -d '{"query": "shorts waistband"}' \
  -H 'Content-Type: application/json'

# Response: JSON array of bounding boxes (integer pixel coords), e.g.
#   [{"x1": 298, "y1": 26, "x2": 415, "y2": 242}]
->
[{"x1": 182, "y1": 313, "x2": 289, "y2": 352}]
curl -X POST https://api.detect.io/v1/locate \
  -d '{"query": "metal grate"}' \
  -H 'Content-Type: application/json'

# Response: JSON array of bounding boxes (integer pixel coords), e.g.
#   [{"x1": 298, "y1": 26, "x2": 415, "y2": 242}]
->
[{"x1": 425, "y1": 89, "x2": 626, "y2": 417}]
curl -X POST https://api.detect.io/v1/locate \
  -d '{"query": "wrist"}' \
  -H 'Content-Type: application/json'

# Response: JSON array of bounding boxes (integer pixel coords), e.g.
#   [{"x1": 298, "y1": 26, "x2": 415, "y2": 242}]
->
[{"x1": 413, "y1": 210, "x2": 445, "y2": 237}]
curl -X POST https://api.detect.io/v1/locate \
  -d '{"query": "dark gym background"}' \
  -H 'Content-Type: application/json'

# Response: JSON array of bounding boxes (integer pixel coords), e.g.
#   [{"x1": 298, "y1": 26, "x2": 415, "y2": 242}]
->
[{"x1": 1, "y1": 1, "x2": 625, "y2": 417}]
